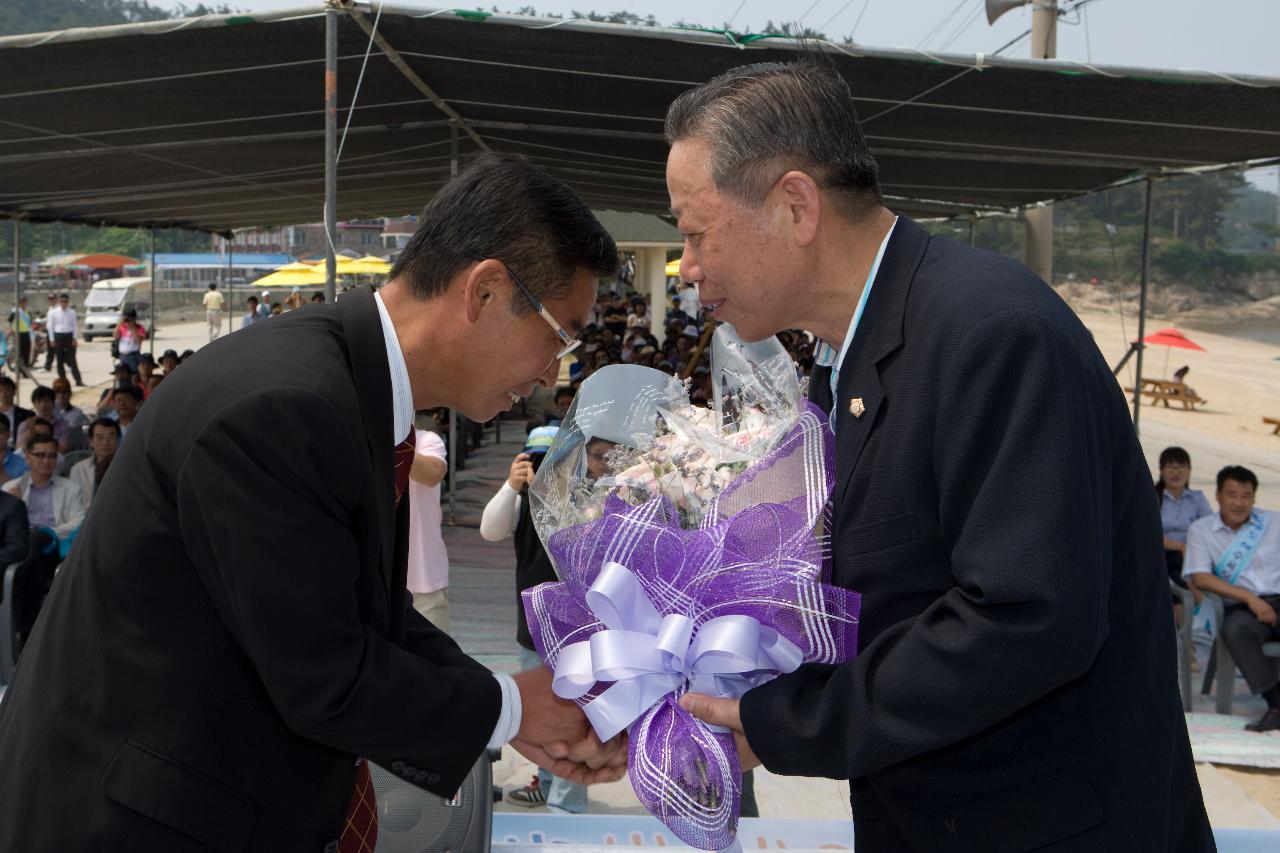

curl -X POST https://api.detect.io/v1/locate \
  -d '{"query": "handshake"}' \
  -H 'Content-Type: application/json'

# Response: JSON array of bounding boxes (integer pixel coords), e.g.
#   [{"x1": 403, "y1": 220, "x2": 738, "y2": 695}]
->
[{"x1": 509, "y1": 666, "x2": 629, "y2": 784}]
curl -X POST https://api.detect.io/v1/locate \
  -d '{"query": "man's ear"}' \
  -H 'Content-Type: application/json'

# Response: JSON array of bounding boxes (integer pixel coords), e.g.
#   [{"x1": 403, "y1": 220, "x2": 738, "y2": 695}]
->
[
  {"x1": 462, "y1": 259, "x2": 510, "y2": 324},
  {"x1": 773, "y1": 170, "x2": 822, "y2": 247}
]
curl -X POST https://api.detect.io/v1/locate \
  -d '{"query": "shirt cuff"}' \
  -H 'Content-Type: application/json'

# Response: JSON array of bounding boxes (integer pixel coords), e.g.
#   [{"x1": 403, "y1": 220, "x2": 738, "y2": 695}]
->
[{"x1": 487, "y1": 672, "x2": 523, "y2": 751}]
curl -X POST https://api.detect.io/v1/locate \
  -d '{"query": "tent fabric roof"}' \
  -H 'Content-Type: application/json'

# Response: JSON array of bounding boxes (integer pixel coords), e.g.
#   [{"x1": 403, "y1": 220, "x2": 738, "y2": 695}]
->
[{"x1": 1, "y1": 4, "x2": 1277, "y2": 234}]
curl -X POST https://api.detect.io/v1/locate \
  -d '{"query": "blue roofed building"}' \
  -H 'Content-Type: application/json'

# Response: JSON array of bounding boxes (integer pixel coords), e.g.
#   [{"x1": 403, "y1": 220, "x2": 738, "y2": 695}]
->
[{"x1": 153, "y1": 253, "x2": 293, "y2": 287}]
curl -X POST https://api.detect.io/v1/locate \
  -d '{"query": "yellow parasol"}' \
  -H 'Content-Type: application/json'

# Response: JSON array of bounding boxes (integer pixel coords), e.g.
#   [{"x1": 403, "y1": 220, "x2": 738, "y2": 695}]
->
[
  {"x1": 338, "y1": 255, "x2": 393, "y2": 275},
  {"x1": 252, "y1": 262, "x2": 327, "y2": 287},
  {"x1": 665, "y1": 258, "x2": 681, "y2": 277}
]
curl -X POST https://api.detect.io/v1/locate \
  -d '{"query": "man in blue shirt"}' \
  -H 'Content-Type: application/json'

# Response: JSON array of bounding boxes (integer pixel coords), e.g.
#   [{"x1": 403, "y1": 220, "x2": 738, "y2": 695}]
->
[{"x1": 0, "y1": 419, "x2": 28, "y2": 480}]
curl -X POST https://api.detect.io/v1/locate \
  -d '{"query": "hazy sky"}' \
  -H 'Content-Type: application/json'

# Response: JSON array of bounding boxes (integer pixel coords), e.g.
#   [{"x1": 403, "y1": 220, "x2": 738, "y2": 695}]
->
[{"x1": 155, "y1": 0, "x2": 1280, "y2": 189}]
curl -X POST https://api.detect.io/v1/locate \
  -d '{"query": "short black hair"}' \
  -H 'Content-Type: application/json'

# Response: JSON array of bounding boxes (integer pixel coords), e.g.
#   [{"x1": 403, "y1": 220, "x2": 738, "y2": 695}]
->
[
  {"x1": 553, "y1": 386, "x2": 575, "y2": 403},
  {"x1": 1217, "y1": 465, "x2": 1258, "y2": 492},
  {"x1": 113, "y1": 385, "x2": 142, "y2": 402},
  {"x1": 247, "y1": 296, "x2": 259, "y2": 306},
  {"x1": 0, "y1": 376, "x2": 15, "y2": 392},
  {"x1": 390, "y1": 153, "x2": 618, "y2": 313},
  {"x1": 26, "y1": 417, "x2": 53, "y2": 437},
  {"x1": 25, "y1": 433, "x2": 56, "y2": 454},
  {"x1": 90, "y1": 417, "x2": 121, "y2": 439},
  {"x1": 208, "y1": 282, "x2": 218, "y2": 290},
  {"x1": 30, "y1": 386, "x2": 54, "y2": 404}
]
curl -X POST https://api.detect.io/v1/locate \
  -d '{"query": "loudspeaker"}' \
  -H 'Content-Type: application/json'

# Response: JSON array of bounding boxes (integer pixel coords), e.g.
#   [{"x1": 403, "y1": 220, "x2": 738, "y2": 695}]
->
[
  {"x1": 985, "y1": 0, "x2": 1031, "y2": 25},
  {"x1": 370, "y1": 756, "x2": 492, "y2": 853}
]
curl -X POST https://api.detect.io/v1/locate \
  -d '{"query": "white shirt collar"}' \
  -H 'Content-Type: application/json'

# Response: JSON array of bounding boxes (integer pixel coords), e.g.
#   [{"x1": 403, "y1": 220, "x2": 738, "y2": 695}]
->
[{"x1": 373, "y1": 291, "x2": 414, "y2": 443}]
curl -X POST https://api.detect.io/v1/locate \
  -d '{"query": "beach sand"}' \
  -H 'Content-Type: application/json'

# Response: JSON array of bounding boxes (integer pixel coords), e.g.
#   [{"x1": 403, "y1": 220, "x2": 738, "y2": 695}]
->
[{"x1": 1072, "y1": 307, "x2": 1280, "y2": 494}]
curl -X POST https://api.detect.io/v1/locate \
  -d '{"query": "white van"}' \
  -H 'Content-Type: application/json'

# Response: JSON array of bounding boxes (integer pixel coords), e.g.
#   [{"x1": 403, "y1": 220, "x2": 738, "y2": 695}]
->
[{"x1": 81, "y1": 277, "x2": 153, "y2": 341}]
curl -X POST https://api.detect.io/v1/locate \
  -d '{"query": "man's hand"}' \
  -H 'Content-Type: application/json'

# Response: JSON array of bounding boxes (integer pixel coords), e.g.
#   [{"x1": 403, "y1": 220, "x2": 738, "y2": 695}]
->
[
  {"x1": 511, "y1": 666, "x2": 627, "y2": 783},
  {"x1": 1248, "y1": 594, "x2": 1277, "y2": 626},
  {"x1": 678, "y1": 693, "x2": 761, "y2": 772},
  {"x1": 510, "y1": 734, "x2": 628, "y2": 785},
  {"x1": 507, "y1": 453, "x2": 534, "y2": 491}
]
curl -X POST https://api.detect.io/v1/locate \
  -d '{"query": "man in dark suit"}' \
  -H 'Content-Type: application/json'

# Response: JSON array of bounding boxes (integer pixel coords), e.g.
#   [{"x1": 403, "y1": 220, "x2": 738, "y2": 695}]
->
[
  {"x1": 668, "y1": 60, "x2": 1213, "y2": 851},
  {"x1": 0, "y1": 154, "x2": 625, "y2": 851},
  {"x1": 0, "y1": 376, "x2": 32, "y2": 451}
]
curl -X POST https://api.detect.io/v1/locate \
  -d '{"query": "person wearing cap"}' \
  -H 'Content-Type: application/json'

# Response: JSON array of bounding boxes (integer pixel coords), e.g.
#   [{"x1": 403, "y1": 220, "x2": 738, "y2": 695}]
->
[
  {"x1": 159, "y1": 349, "x2": 180, "y2": 375},
  {"x1": 405, "y1": 420, "x2": 449, "y2": 631},
  {"x1": 258, "y1": 290, "x2": 272, "y2": 320},
  {"x1": 480, "y1": 423, "x2": 589, "y2": 815},
  {"x1": 136, "y1": 353, "x2": 156, "y2": 398}
]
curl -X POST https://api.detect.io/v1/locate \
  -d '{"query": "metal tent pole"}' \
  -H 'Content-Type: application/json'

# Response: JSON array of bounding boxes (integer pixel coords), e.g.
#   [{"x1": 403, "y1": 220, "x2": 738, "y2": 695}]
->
[
  {"x1": 1132, "y1": 176, "x2": 1155, "y2": 436},
  {"x1": 324, "y1": 4, "x2": 338, "y2": 304},
  {"x1": 227, "y1": 240, "x2": 234, "y2": 335},
  {"x1": 149, "y1": 229, "x2": 157, "y2": 355},
  {"x1": 12, "y1": 216, "x2": 20, "y2": 405}
]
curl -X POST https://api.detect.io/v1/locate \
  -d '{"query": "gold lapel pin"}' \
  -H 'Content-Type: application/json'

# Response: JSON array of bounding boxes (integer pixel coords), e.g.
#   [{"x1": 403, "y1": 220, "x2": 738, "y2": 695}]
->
[{"x1": 848, "y1": 397, "x2": 866, "y2": 419}]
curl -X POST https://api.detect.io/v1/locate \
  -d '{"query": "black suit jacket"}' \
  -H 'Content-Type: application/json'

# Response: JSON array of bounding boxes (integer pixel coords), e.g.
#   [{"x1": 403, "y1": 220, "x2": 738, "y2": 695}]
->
[
  {"x1": 5, "y1": 405, "x2": 32, "y2": 446},
  {"x1": 740, "y1": 218, "x2": 1212, "y2": 852},
  {"x1": 0, "y1": 491, "x2": 27, "y2": 566},
  {"x1": 0, "y1": 287, "x2": 500, "y2": 852}
]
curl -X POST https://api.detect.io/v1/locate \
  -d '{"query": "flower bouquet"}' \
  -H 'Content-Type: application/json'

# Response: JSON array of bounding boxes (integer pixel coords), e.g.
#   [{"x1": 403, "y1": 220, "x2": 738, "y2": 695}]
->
[{"x1": 523, "y1": 325, "x2": 860, "y2": 851}]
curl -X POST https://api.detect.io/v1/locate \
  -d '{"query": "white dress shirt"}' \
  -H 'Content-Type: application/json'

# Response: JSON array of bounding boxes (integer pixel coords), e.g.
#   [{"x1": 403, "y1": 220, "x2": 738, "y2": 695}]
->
[
  {"x1": 1184, "y1": 510, "x2": 1280, "y2": 596},
  {"x1": 47, "y1": 305, "x2": 78, "y2": 335},
  {"x1": 373, "y1": 292, "x2": 522, "y2": 750}
]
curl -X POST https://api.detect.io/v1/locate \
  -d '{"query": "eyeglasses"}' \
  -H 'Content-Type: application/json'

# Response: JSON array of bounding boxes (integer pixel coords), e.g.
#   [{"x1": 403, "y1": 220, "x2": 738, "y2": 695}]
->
[
  {"x1": 28, "y1": 451, "x2": 57, "y2": 460},
  {"x1": 505, "y1": 266, "x2": 581, "y2": 360}
]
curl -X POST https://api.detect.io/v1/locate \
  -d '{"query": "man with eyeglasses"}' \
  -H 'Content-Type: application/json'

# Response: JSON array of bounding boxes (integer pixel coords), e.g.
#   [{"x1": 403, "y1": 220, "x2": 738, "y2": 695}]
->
[
  {"x1": 3, "y1": 433, "x2": 86, "y2": 654},
  {"x1": 0, "y1": 153, "x2": 624, "y2": 852}
]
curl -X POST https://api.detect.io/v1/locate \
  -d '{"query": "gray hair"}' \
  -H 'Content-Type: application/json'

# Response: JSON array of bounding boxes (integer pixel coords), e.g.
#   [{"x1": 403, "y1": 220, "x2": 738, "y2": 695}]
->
[{"x1": 665, "y1": 58, "x2": 881, "y2": 216}]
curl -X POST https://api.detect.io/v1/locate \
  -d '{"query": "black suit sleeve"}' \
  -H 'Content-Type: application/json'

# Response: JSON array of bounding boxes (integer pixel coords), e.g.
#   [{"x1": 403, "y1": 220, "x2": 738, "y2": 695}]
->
[
  {"x1": 176, "y1": 388, "x2": 499, "y2": 795},
  {"x1": 0, "y1": 497, "x2": 28, "y2": 566},
  {"x1": 741, "y1": 308, "x2": 1116, "y2": 779}
]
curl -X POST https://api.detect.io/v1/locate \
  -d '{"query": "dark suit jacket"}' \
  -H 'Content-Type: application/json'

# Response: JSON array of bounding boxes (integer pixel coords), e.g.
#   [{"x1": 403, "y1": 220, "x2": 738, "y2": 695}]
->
[
  {"x1": 5, "y1": 405, "x2": 32, "y2": 446},
  {"x1": 0, "y1": 287, "x2": 500, "y2": 852},
  {"x1": 740, "y1": 218, "x2": 1212, "y2": 852},
  {"x1": 0, "y1": 491, "x2": 27, "y2": 566}
]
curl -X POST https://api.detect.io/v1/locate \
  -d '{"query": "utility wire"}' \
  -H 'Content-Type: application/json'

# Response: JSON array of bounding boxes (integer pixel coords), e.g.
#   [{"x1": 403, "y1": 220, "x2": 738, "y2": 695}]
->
[
  {"x1": 915, "y1": 0, "x2": 970, "y2": 49},
  {"x1": 725, "y1": 0, "x2": 747, "y2": 27}
]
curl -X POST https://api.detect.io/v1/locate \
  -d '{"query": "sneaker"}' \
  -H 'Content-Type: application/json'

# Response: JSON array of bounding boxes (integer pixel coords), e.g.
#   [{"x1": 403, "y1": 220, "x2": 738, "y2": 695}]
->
[
  {"x1": 1244, "y1": 708, "x2": 1280, "y2": 733},
  {"x1": 505, "y1": 776, "x2": 547, "y2": 807}
]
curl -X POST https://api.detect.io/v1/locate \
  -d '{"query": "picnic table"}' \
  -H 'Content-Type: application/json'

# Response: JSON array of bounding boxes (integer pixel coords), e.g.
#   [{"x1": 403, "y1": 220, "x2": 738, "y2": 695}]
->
[{"x1": 1126, "y1": 378, "x2": 1206, "y2": 410}]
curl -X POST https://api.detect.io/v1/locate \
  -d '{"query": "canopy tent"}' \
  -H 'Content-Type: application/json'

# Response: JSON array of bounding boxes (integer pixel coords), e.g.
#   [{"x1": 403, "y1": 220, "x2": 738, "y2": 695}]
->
[{"x1": 0, "y1": 4, "x2": 1276, "y2": 235}]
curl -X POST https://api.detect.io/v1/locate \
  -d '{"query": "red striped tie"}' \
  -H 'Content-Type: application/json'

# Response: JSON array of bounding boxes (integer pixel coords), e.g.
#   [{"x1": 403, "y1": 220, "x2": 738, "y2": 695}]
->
[{"x1": 337, "y1": 429, "x2": 415, "y2": 851}]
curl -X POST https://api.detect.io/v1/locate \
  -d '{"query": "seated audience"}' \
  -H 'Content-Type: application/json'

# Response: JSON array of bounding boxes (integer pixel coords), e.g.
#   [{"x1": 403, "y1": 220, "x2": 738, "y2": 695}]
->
[
  {"x1": 1156, "y1": 446, "x2": 1212, "y2": 608},
  {"x1": 112, "y1": 385, "x2": 142, "y2": 440},
  {"x1": 0, "y1": 420, "x2": 27, "y2": 481},
  {"x1": 70, "y1": 418, "x2": 120, "y2": 506},
  {"x1": 1184, "y1": 465, "x2": 1280, "y2": 732},
  {"x1": 3, "y1": 434, "x2": 87, "y2": 653},
  {"x1": 16, "y1": 387, "x2": 70, "y2": 455}
]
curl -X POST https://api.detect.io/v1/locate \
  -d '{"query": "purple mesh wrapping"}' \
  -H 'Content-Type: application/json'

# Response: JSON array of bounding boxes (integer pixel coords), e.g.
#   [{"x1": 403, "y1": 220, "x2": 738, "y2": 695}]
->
[{"x1": 522, "y1": 403, "x2": 860, "y2": 850}]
